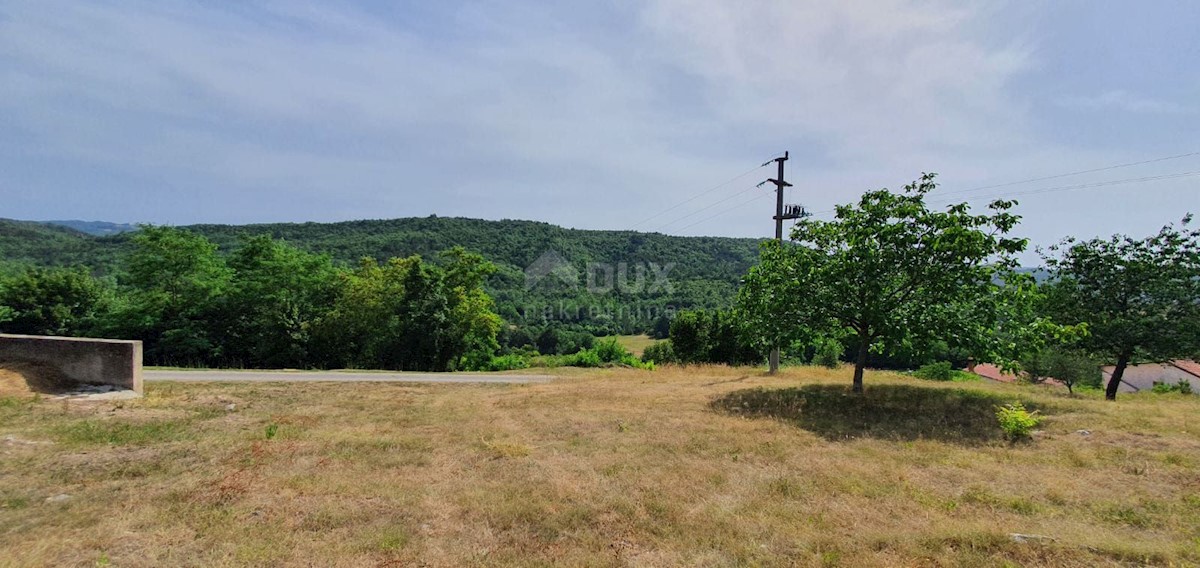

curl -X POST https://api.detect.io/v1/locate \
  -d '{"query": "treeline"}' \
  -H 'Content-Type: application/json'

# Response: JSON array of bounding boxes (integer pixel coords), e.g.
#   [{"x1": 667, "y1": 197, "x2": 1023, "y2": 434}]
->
[
  {"x1": 0, "y1": 216, "x2": 761, "y2": 334},
  {"x1": 0, "y1": 227, "x2": 504, "y2": 370}
]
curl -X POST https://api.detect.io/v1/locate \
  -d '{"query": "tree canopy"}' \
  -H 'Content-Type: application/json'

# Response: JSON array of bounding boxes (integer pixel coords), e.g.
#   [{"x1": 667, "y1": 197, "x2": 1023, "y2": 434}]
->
[
  {"x1": 1041, "y1": 217, "x2": 1200, "y2": 400},
  {"x1": 738, "y1": 173, "x2": 1027, "y2": 392}
]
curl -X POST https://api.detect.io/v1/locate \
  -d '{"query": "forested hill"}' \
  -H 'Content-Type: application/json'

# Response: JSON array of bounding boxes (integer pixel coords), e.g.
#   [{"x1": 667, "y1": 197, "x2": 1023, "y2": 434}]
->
[{"x1": 1, "y1": 216, "x2": 766, "y2": 334}]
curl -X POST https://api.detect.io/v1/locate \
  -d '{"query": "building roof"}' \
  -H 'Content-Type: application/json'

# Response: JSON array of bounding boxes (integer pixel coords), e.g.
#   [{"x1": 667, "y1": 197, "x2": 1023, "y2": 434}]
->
[
  {"x1": 970, "y1": 363, "x2": 1062, "y2": 387},
  {"x1": 1170, "y1": 360, "x2": 1200, "y2": 378},
  {"x1": 1101, "y1": 360, "x2": 1199, "y2": 393}
]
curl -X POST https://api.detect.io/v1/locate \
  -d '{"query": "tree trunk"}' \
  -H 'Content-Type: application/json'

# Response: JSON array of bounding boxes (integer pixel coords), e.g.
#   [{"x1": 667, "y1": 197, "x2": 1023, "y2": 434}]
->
[
  {"x1": 1106, "y1": 352, "x2": 1130, "y2": 401},
  {"x1": 852, "y1": 338, "x2": 868, "y2": 394}
]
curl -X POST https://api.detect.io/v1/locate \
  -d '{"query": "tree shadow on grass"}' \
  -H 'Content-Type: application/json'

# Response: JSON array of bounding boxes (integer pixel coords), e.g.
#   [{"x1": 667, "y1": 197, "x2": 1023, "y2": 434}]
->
[{"x1": 711, "y1": 384, "x2": 1045, "y2": 445}]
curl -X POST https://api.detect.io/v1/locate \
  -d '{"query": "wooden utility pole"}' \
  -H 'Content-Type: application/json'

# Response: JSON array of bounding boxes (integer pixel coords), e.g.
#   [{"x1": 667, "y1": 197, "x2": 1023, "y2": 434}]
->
[{"x1": 764, "y1": 151, "x2": 805, "y2": 374}]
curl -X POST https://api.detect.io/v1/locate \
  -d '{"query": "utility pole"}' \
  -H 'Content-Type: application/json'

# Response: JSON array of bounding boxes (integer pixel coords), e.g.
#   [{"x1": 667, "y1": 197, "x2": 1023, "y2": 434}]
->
[{"x1": 762, "y1": 151, "x2": 805, "y2": 374}]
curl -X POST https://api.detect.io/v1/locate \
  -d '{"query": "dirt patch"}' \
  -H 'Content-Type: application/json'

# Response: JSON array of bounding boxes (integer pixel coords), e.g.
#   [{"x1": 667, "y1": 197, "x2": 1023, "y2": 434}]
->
[{"x1": 0, "y1": 361, "x2": 80, "y2": 396}]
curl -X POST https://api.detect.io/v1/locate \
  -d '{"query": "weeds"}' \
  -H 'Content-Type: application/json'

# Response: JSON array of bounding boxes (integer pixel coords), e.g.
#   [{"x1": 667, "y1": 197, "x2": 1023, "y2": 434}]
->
[
  {"x1": 995, "y1": 402, "x2": 1040, "y2": 441},
  {"x1": 53, "y1": 419, "x2": 187, "y2": 446}
]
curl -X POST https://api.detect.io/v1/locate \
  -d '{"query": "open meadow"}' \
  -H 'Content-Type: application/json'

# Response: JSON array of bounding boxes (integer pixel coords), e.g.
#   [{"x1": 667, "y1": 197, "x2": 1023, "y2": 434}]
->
[{"x1": 2, "y1": 366, "x2": 1199, "y2": 567}]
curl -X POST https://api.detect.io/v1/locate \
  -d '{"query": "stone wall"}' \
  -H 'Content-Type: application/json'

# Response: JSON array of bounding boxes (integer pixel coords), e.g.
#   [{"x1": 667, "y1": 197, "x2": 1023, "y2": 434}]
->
[{"x1": 0, "y1": 333, "x2": 143, "y2": 393}]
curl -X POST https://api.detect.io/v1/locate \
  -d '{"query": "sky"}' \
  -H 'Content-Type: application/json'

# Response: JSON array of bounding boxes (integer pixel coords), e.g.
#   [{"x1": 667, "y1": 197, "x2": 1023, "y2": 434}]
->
[{"x1": 1, "y1": 0, "x2": 1198, "y2": 260}]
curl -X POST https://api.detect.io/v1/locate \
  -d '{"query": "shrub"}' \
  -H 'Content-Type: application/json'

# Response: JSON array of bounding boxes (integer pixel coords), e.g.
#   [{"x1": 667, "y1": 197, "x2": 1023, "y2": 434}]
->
[
  {"x1": 995, "y1": 402, "x2": 1040, "y2": 441},
  {"x1": 641, "y1": 340, "x2": 677, "y2": 364},
  {"x1": 592, "y1": 338, "x2": 629, "y2": 364},
  {"x1": 914, "y1": 361, "x2": 953, "y2": 381},
  {"x1": 485, "y1": 354, "x2": 529, "y2": 371},
  {"x1": 1151, "y1": 382, "x2": 1176, "y2": 394},
  {"x1": 1151, "y1": 380, "x2": 1192, "y2": 395},
  {"x1": 813, "y1": 340, "x2": 842, "y2": 369},
  {"x1": 567, "y1": 349, "x2": 603, "y2": 368}
]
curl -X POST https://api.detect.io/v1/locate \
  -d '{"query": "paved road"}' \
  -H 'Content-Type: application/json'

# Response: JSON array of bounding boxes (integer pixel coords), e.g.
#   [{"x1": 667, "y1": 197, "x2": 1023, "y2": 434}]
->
[{"x1": 144, "y1": 370, "x2": 552, "y2": 384}]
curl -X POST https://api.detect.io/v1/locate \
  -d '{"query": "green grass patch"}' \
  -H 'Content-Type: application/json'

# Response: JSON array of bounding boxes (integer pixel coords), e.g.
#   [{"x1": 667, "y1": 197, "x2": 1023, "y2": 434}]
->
[{"x1": 53, "y1": 419, "x2": 189, "y2": 446}]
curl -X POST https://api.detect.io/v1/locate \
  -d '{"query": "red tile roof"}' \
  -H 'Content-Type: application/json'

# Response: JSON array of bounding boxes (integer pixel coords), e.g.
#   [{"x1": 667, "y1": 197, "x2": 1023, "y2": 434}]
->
[
  {"x1": 971, "y1": 363, "x2": 1013, "y2": 383},
  {"x1": 970, "y1": 363, "x2": 1063, "y2": 387},
  {"x1": 1170, "y1": 360, "x2": 1200, "y2": 378}
]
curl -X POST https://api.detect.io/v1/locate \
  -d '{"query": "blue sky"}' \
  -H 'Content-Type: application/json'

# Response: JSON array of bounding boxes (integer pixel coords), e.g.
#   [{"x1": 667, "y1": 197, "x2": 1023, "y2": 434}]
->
[{"x1": 1, "y1": 1, "x2": 1197, "y2": 257}]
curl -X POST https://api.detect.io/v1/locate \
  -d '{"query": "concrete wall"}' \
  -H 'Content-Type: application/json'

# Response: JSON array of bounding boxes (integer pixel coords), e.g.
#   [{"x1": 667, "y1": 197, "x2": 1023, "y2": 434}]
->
[{"x1": 0, "y1": 333, "x2": 142, "y2": 393}]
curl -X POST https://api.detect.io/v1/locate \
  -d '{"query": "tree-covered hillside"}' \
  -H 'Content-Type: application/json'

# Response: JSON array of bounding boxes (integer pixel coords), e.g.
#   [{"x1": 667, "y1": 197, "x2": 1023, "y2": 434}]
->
[{"x1": 1, "y1": 216, "x2": 765, "y2": 334}]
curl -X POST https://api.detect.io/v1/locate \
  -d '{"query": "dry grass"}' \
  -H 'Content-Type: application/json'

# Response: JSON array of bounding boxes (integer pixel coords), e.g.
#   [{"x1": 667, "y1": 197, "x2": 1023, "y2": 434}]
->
[
  {"x1": 1, "y1": 365, "x2": 1199, "y2": 567},
  {"x1": 608, "y1": 334, "x2": 661, "y2": 357}
]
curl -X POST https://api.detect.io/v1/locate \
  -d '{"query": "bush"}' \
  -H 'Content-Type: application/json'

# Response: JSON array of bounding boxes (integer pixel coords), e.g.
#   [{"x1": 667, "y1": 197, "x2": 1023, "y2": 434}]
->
[
  {"x1": 567, "y1": 349, "x2": 603, "y2": 368},
  {"x1": 995, "y1": 402, "x2": 1040, "y2": 441},
  {"x1": 592, "y1": 338, "x2": 629, "y2": 364},
  {"x1": 1152, "y1": 380, "x2": 1192, "y2": 395},
  {"x1": 813, "y1": 339, "x2": 842, "y2": 369},
  {"x1": 641, "y1": 340, "x2": 677, "y2": 364},
  {"x1": 914, "y1": 361, "x2": 953, "y2": 381},
  {"x1": 485, "y1": 354, "x2": 529, "y2": 371}
]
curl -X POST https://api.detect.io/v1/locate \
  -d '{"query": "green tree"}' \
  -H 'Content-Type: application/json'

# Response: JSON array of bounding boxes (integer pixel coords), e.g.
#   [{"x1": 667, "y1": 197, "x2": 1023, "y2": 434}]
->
[
  {"x1": 0, "y1": 266, "x2": 109, "y2": 336},
  {"x1": 738, "y1": 173, "x2": 1026, "y2": 393},
  {"x1": 669, "y1": 310, "x2": 711, "y2": 364},
  {"x1": 668, "y1": 309, "x2": 760, "y2": 364},
  {"x1": 1042, "y1": 217, "x2": 1200, "y2": 400},
  {"x1": 109, "y1": 226, "x2": 232, "y2": 365},
  {"x1": 1023, "y1": 348, "x2": 1101, "y2": 395},
  {"x1": 312, "y1": 249, "x2": 501, "y2": 371},
  {"x1": 222, "y1": 236, "x2": 343, "y2": 368}
]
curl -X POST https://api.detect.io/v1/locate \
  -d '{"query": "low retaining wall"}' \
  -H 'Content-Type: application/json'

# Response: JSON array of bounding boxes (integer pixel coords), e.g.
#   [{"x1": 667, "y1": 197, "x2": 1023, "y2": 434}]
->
[{"x1": 0, "y1": 333, "x2": 142, "y2": 393}]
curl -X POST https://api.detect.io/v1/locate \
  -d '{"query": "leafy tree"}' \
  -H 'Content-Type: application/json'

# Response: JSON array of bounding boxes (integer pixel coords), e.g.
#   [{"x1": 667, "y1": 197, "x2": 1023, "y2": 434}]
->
[
  {"x1": 312, "y1": 249, "x2": 501, "y2": 371},
  {"x1": 221, "y1": 236, "x2": 343, "y2": 368},
  {"x1": 1022, "y1": 348, "x2": 1101, "y2": 394},
  {"x1": 738, "y1": 173, "x2": 1026, "y2": 393},
  {"x1": 1042, "y1": 217, "x2": 1200, "y2": 400},
  {"x1": 649, "y1": 314, "x2": 672, "y2": 339},
  {"x1": 107, "y1": 226, "x2": 232, "y2": 365},
  {"x1": 641, "y1": 340, "x2": 677, "y2": 364},
  {"x1": 668, "y1": 309, "x2": 760, "y2": 364},
  {"x1": 669, "y1": 311, "x2": 711, "y2": 364},
  {"x1": 0, "y1": 266, "x2": 109, "y2": 336}
]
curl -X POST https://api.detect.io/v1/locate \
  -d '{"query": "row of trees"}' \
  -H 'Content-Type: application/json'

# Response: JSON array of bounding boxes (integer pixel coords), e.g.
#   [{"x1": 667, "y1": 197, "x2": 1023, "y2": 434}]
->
[
  {"x1": 0, "y1": 216, "x2": 758, "y2": 335},
  {"x1": 0, "y1": 227, "x2": 503, "y2": 371},
  {"x1": 648, "y1": 173, "x2": 1199, "y2": 400}
]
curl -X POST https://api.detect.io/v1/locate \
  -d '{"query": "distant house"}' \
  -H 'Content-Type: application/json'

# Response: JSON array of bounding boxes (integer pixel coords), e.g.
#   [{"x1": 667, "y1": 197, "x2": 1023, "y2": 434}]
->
[
  {"x1": 1102, "y1": 360, "x2": 1200, "y2": 394},
  {"x1": 968, "y1": 363, "x2": 1061, "y2": 387},
  {"x1": 969, "y1": 359, "x2": 1200, "y2": 394}
]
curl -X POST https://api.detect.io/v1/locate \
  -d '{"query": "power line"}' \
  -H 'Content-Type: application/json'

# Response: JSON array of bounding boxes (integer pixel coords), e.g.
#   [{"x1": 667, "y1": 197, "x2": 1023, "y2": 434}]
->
[
  {"x1": 935, "y1": 150, "x2": 1200, "y2": 198},
  {"x1": 807, "y1": 170, "x2": 1200, "y2": 219},
  {"x1": 674, "y1": 191, "x2": 772, "y2": 234},
  {"x1": 630, "y1": 163, "x2": 768, "y2": 229},
  {"x1": 653, "y1": 182, "x2": 764, "y2": 232},
  {"x1": 926, "y1": 170, "x2": 1200, "y2": 205}
]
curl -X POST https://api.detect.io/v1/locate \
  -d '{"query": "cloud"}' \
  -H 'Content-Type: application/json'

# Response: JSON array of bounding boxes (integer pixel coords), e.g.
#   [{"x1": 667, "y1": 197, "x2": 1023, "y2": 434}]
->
[{"x1": 1, "y1": 0, "x2": 1193, "y2": 254}]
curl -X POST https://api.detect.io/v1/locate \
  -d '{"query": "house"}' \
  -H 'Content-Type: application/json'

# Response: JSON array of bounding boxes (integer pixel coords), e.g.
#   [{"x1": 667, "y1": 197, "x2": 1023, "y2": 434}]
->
[
  {"x1": 970, "y1": 359, "x2": 1200, "y2": 394},
  {"x1": 968, "y1": 362, "x2": 1062, "y2": 387},
  {"x1": 1102, "y1": 360, "x2": 1200, "y2": 394}
]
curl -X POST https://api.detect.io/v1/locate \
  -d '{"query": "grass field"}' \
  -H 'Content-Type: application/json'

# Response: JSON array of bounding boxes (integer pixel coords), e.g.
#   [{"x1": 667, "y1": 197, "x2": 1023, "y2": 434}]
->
[
  {"x1": 2, "y1": 366, "x2": 1199, "y2": 567},
  {"x1": 608, "y1": 334, "x2": 661, "y2": 357}
]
